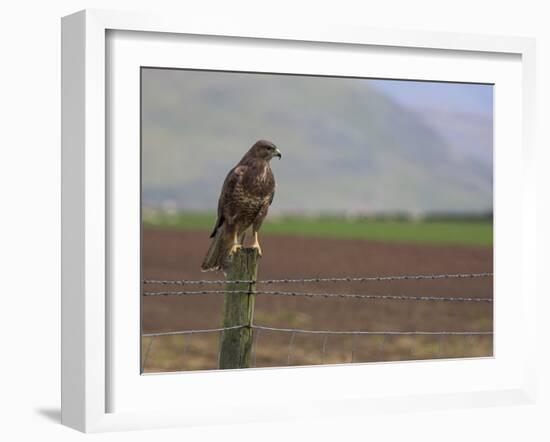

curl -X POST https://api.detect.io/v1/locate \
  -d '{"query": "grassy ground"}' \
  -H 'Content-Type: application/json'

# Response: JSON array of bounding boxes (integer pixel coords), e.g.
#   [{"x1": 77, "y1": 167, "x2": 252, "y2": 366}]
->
[{"x1": 142, "y1": 212, "x2": 493, "y2": 246}]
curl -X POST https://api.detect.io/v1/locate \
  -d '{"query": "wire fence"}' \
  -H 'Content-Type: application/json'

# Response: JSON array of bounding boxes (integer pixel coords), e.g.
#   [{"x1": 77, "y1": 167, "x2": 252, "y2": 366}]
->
[
  {"x1": 143, "y1": 289, "x2": 493, "y2": 303},
  {"x1": 143, "y1": 271, "x2": 493, "y2": 286},
  {"x1": 141, "y1": 271, "x2": 493, "y2": 370},
  {"x1": 143, "y1": 324, "x2": 493, "y2": 338}
]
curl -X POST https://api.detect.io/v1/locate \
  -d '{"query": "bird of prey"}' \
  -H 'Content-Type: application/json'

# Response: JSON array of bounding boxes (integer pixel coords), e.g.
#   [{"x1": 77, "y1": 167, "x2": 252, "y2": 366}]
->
[{"x1": 201, "y1": 140, "x2": 282, "y2": 273}]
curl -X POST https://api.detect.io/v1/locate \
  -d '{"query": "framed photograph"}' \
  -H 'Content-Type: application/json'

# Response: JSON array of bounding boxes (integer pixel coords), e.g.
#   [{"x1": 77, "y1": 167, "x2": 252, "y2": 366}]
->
[
  {"x1": 140, "y1": 69, "x2": 495, "y2": 375},
  {"x1": 61, "y1": 9, "x2": 537, "y2": 433}
]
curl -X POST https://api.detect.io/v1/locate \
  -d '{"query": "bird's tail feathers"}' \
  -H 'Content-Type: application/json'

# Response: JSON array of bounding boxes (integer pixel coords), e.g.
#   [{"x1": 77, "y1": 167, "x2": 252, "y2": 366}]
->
[{"x1": 201, "y1": 225, "x2": 231, "y2": 273}]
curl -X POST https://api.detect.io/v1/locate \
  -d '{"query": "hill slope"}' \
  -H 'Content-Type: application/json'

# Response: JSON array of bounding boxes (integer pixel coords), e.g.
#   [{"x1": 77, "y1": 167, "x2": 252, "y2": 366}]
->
[{"x1": 141, "y1": 69, "x2": 492, "y2": 215}]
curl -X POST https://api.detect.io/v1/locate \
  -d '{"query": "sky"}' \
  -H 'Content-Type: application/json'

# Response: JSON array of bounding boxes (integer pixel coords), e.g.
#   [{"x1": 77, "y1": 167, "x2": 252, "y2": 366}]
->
[
  {"x1": 370, "y1": 79, "x2": 492, "y2": 115},
  {"x1": 368, "y1": 79, "x2": 493, "y2": 167}
]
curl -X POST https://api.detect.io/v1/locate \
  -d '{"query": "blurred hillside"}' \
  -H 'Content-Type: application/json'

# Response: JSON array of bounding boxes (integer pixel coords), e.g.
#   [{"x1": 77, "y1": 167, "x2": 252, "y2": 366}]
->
[{"x1": 142, "y1": 69, "x2": 493, "y2": 216}]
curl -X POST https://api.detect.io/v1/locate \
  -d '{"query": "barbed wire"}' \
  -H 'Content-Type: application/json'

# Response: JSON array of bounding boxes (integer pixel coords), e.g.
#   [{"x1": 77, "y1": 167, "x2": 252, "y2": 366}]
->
[
  {"x1": 141, "y1": 271, "x2": 493, "y2": 370},
  {"x1": 142, "y1": 324, "x2": 492, "y2": 338},
  {"x1": 142, "y1": 289, "x2": 493, "y2": 303},
  {"x1": 143, "y1": 272, "x2": 492, "y2": 286}
]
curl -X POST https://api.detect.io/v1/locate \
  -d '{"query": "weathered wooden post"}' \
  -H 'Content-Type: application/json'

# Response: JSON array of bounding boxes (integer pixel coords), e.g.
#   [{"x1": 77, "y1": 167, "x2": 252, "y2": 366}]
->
[{"x1": 218, "y1": 248, "x2": 259, "y2": 369}]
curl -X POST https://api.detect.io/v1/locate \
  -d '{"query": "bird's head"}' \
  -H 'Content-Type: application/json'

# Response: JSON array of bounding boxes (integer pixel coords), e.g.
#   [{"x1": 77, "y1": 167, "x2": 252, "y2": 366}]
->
[{"x1": 248, "y1": 139, "x2": 282, "y2": 162}]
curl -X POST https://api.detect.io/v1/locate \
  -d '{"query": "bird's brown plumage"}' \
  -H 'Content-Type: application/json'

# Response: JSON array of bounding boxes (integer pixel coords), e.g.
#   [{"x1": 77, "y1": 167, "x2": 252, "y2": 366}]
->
[{"x1": 201, "y1": 140, "x2": 281, "y2": 272}]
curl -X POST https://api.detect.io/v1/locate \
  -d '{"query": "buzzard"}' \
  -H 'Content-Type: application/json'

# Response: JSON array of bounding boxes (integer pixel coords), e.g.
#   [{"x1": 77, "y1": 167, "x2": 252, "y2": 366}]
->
[{"x1": 201, "y1": 140, "x2": 282, "y2": 272}]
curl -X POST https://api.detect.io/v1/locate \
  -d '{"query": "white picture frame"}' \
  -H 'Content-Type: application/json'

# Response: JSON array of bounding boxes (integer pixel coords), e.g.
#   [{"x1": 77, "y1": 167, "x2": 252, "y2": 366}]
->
[{"x1": 61, "y1": 9, "x2": 537, "y2": 433}]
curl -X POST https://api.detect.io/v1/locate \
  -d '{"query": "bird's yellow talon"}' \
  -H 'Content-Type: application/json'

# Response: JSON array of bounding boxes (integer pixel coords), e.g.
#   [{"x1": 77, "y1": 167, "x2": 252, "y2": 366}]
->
[
  {"x1": 252, "y1": 244, "x2": 263, "y2": 257},
  {"x1": 229, "y1": 244, "x2": 242, "y2": 256}
]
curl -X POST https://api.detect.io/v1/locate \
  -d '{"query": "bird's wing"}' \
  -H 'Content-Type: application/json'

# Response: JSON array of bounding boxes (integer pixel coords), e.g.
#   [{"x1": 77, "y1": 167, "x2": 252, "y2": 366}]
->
[{"x1": 209, "y1": 165, "x2": 247, "y2": 237}]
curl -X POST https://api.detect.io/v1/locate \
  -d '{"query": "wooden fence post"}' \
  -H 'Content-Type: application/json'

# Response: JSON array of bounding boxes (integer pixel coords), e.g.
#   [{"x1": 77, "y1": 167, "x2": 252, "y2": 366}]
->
[{"x1": 218, "y1": 248, "x2": 259, "y2": 369}]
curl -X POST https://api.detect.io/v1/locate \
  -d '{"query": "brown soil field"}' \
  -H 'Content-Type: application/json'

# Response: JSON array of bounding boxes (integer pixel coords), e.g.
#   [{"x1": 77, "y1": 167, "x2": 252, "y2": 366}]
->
[{"x1": 141, "y1": 228, "x2": 493, "y2": 373}]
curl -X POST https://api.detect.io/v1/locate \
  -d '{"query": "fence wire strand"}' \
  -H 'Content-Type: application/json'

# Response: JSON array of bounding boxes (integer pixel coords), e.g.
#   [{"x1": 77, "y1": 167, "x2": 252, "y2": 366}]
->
[
  {"x1": 252, "y1": 329, "x2": 261, "y2": 368},
  {"x1": 351, "y1": 334, "x2": 358, "y2": 363},
  {"x1": 143, "y1": 289, "x2": 492, "y2": 303},
  {"x1": 378, "y1": 335, "x2": 387, "y2": 358},
  {"x1": 287, "y1": 332, "x2": 296, "y2": 365},
  {"x1": 321, "y1": 334, "x2": 328, "y2": 363},
  {"x1": 143, "y1": 324, "x2": 492, "y2": 338},
  {"x1": 143, "y1": 324, "x2": 245, "y2": 338},
  {"x1": 143, "y1": 272, "x2": 492, "y2": 286},
  {"x1": 250, "y1": 325, "x2": 492, "y2": 336}
]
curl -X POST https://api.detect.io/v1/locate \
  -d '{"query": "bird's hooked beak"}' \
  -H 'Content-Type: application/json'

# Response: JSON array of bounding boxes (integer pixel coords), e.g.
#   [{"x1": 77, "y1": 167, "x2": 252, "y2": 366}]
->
[{"x1": 274, "y1": 148, "x2": 282, "y2": 159}]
